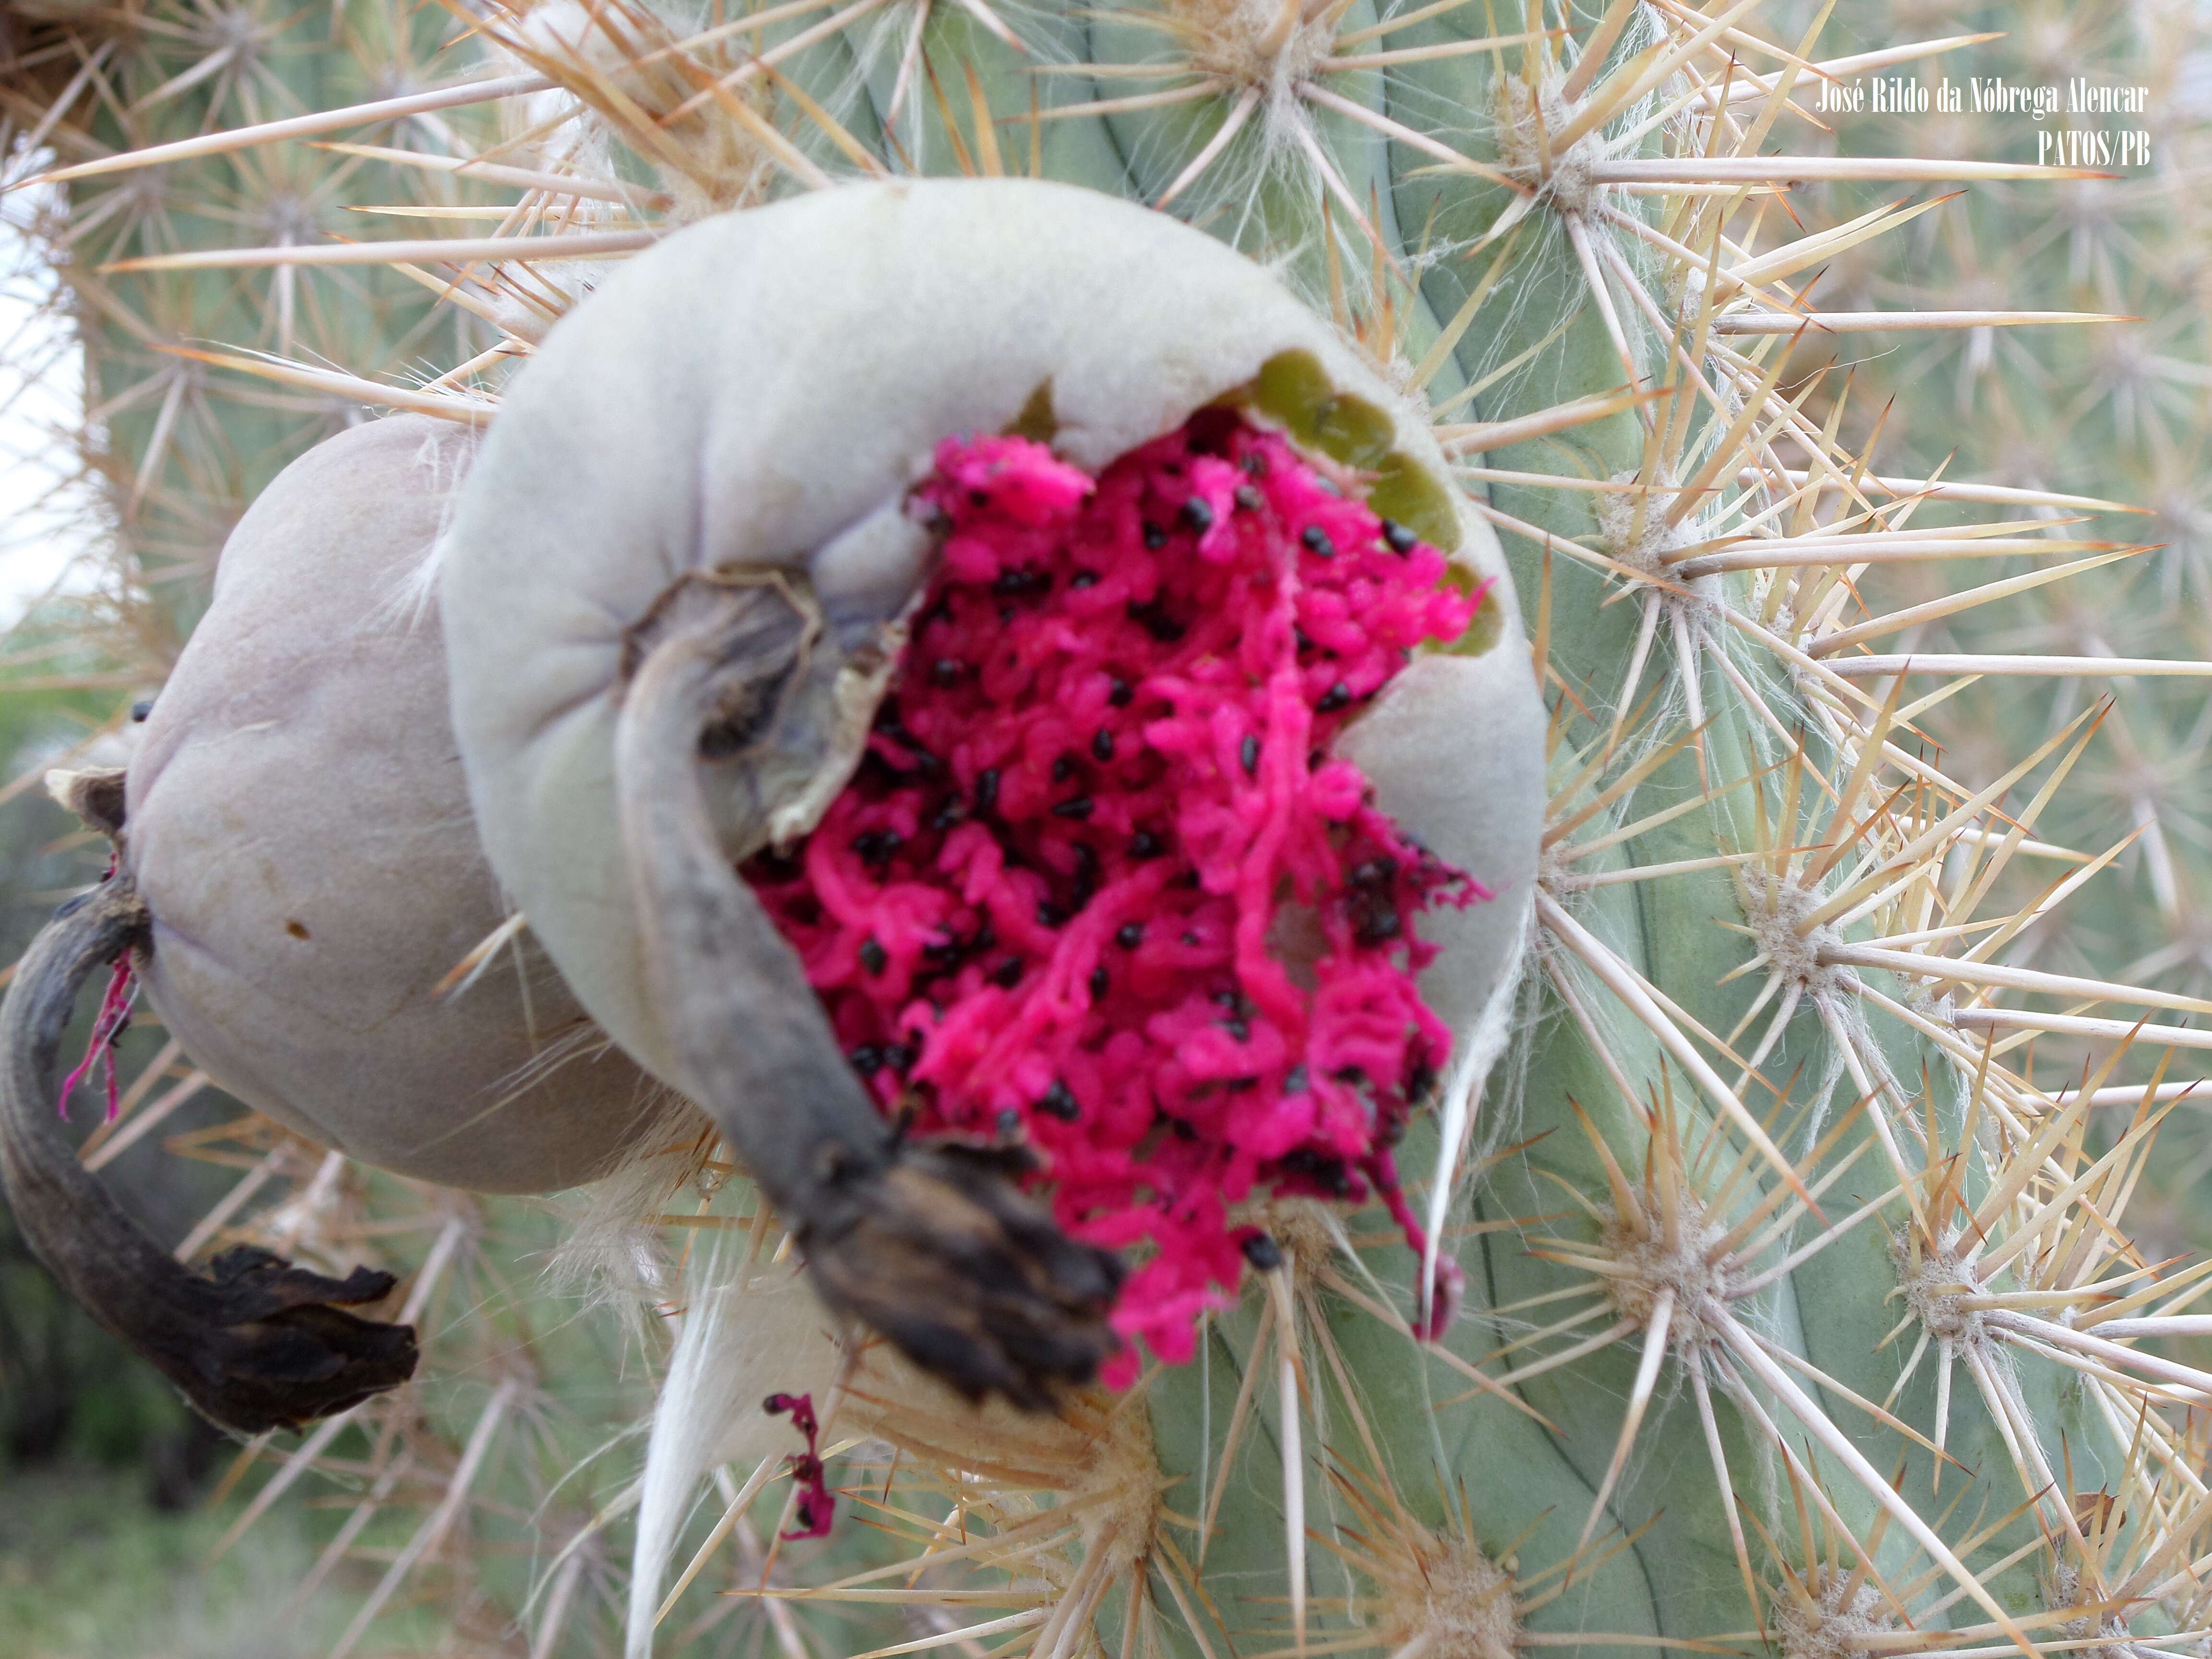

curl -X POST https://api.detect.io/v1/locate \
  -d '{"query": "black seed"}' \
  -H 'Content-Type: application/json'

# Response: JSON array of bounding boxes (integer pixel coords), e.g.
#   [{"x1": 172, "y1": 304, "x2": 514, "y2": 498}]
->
[
  {"x1": 130, "y1": 699, "x2": 154, "y2": 722},
  {"x1": 1108, "y1": 677, "x2": 1133, "y2": 708},
  {"x1": 1240, "y1": 735, "x2": 1261, "y2": 776},
  {"x1": 851, "y1": 1045, "x2": 883, "y2": 1074},
  {"x1": 1180, "y1": 496, "x2": 1214, "y2": 533},
  {"x1": 993, "y1": 957, "x2": 1024, "y2": 987},
  {"x1": 1089, "y1": 966, "x2": 1109, "y2": 1000},
  {"x1": 1234, "y1": 484, "x2": 1264, "y2": 512},
  {"x1": 1070, "y1": 571, "x2": 1100, "y2": 589},
  {"x1": 1294, "y1": 626, "x2": 1315, "y2": 655},
  {"x1": 972, "y1": 924, "x2": 998, "y2": 954},
  {"x1": 1038, "y1": 1081, "x2": 1081, "y2": 1121},
  {"x1": 1091, "y1": 728, "x2": 1115, "y2": 763},
  {"x1": 1052, "y1": 796, "x2": 1094, "y2": 821},
  {"x1": 1142, "y1": 521, "x2": 1167, "y2": 550},
  {"x1": 886, "y1": 1043, "x2": 916, "y2": 1075},
  {"x1": 1382, "y1": 517, "x2": 1419, "y2": 554},
  {"x1": 1172, "y1": 870, "x2": 1202, "y2": 890},
  {"x1": 968, "y1": 489, "x2": 989, "y2": 507},
  {"x1": 1242, "y1": 1233, "x2": 1285, "y2": 1272},
  {"x1": 1301, "y1": 525, "x2": 1335, "y2": 559},
  {"x1": 1037, "y1": 900, "x2": 1069, "y2": 927},
  {"x1": 1317, "y1": 682, "x2": 1352, "y2": 714},
  {"x1": 1406, "y1": 1061, "x2": 1438, "y2": 1102},
  {"x1": 1171, "y1": 1118, "x2": 1198, "y2": 1140},
  {"x1": 1117, "y1": 923, "x2": 1145, "y2": 949},
  {"x1": 932, "y1": 658, "x2": 964, "y2": 685},
  {"x1": 1285, "y1": 1064, "x2": 1310, "y2": 1094},
  {"x1": 859, "y1": 938, "x2": 888, "y2": 975},
  {"x1": 1241, "y1": 451, "x2": 1269, "y2": 478},
  {"x1": 993, "y1": 567, "x2": 1050, "y2": 598},
  {"x1": 852, "y1": 829, "x2": 903, "y2": 866},
  {"x1": 1129, "y1": 831, "x2": 1165, "y2": 860},
  {"x1": 931, "y1": 797, "x2": 967, "y2": 831},
  {"x1": 1349, "y1": 857, "x2": 1398, "y2": 890},
  {"x1": 1053, "y1": 754, "x2": 1077, "y2": 783},
  {"x1": 976, "y1": 769, "x2": 1000, "y2": 812},
  {"x1": 997, "y1": 1107, "x2": 1024, "y2": 1139},
  {"x1": 998, "y1": 606, "x2": 1014, "y2": 624},
  {"x1": 1282, "y1": 1147, "x2": 1355, "y2": 1197},
  {"x1": 1128, "y1": 601, "x2": 1186, "y2": 643},
  {"x1": 1223, "y1": 1017, "x2": 1250, "y2": 1041},
  {"x1": 1356, "y1": 907, "x2": 1402, "y2": 945}
]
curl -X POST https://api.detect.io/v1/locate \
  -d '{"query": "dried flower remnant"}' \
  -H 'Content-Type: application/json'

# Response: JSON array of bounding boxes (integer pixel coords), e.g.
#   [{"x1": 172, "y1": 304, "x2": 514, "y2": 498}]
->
[
  {"x1": 747, "y1": 414, "x2": 1489, "y2": 1377},
  {"x1": 763, "y1": 1391, "x2": 834, "y2": 1539},
  {"x1": 56, "y1": 953, "x2": 138, "y2": 1122}
]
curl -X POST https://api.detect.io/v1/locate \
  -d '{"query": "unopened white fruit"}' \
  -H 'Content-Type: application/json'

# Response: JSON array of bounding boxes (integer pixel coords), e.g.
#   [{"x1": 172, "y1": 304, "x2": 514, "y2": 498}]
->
[{"x1": 125, "y1": 416, "x2": 671, "y2": 1192}]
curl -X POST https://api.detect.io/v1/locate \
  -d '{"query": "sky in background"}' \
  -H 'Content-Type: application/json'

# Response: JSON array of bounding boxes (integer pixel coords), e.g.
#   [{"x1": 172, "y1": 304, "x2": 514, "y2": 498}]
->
[{"x1": 0, "y1": 181, "x2": 95, "y2": 629}]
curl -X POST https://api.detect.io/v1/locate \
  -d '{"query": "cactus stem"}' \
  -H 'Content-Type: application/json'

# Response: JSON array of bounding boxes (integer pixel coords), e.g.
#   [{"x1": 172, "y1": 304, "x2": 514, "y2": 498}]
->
[{"x1": 26, "y1": 0, "x2": 2212, "y2": 1648}]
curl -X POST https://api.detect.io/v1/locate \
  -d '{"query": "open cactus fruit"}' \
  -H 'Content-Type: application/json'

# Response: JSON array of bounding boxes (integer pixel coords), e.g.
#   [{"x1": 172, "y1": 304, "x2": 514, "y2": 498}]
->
[
  {"x1": 440, "y1": 180, "x2": 1544, "y2": 1401},
  {"x1": 15, "y1": 2, "x2": 2212, "y2": 1656}
]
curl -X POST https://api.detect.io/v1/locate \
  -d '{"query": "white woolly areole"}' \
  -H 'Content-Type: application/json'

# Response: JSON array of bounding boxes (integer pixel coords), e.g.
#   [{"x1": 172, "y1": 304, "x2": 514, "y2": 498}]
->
[
  {"x1": 1776, "y1": 1578, "x2": 1895, "y2": 1659},
  {"x1": 1737, "y1": 867, "x2": 1853, "y2": 1001},
  {"x1": 1496, "y1": 75, "x2": 1607, "y2": 216},
  {"x1": 1595, "y1": 472, "x2": 1723, "y2": 616},
  {"x1": 441, "y1": 177, "x2": 1534, "y2": 1091},
  {"x1": 1370, "y1": 1531, "x2": 1523, "y2": 1659},
  {"x1": 1601, "y1": 1202, "x2": 1738, "y2": 1356},
  {"x1": 1889, "y1": 1229, "x2": 1991, "y2": 1352}
]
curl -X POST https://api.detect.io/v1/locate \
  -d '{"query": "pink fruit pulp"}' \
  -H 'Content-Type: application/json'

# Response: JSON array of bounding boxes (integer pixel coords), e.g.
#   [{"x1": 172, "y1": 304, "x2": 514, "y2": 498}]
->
[{"x1": 746, "y1": 410, "x2": 1490, "y2": 1380}]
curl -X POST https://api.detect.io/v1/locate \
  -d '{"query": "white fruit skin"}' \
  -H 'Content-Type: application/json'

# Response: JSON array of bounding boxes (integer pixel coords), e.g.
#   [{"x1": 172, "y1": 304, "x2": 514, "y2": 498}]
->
[
  {"x1": 1338, "y1": 651, "x2": 1544, "y2": 1043},
  {"x1": 441, "y1": 175, "x2": 1541, "y2": 1095},
  {"x1": 126, "y1": 417, "x2": 671, "y2": 1193}
]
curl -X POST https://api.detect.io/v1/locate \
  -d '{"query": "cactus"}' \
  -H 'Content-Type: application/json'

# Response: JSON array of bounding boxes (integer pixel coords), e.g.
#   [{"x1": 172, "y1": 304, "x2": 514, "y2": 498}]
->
[
  {"x1": 8, "y1": 3, "x2": 2212, "y2": 1657},
  {"x1": 1770, "y1": 3, "x2": 2212, "y2": 1014}
]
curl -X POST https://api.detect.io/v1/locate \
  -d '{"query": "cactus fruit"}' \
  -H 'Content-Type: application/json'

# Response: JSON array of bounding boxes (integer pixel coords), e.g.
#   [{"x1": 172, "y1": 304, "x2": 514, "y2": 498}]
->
[
  {"x1": 8, "y1": 2, "x2": 2212, "y2": 1657},
  {"x1": 0, "y1": 414, "x2": 675, "y2": 1430},
  {"x1": 439, "y1": 178, "x2": 1544, "y2": 1403}
]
